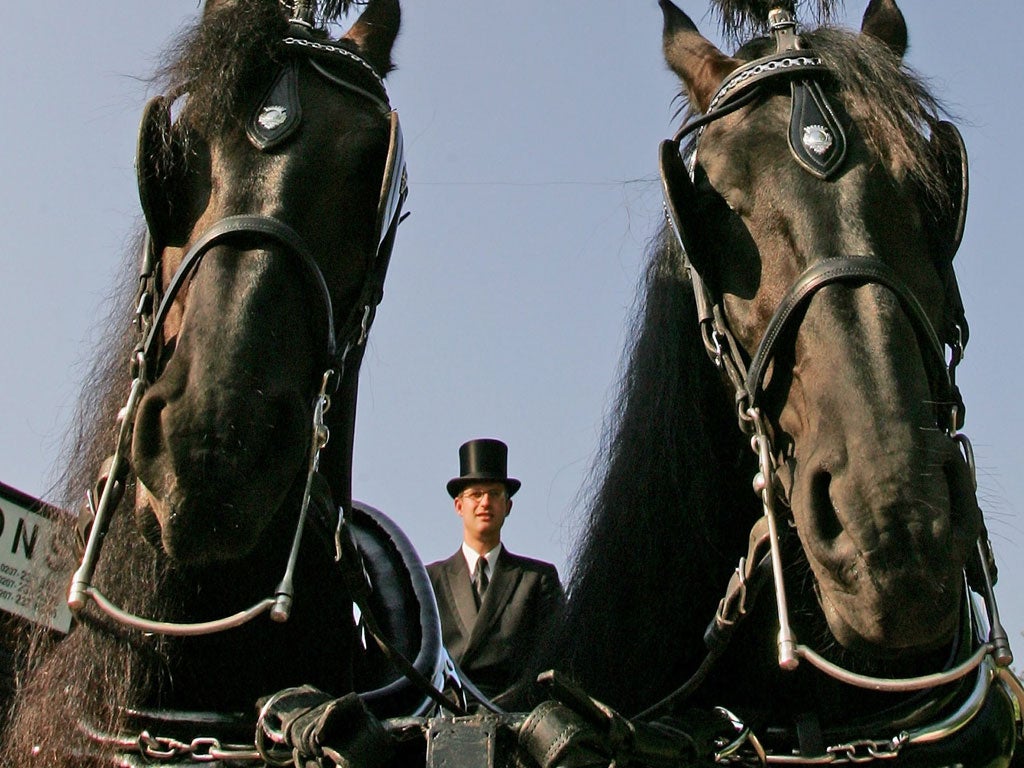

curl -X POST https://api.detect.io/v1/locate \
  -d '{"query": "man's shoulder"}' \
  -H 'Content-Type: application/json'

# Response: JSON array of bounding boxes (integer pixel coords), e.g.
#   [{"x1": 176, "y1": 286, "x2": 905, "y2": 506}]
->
[
  {"x1": 426, "y1": 551, "x2": 461, "y2": 574},
  {"x1": 501, "y1": 549, "x2": 559, "y2": 576}
]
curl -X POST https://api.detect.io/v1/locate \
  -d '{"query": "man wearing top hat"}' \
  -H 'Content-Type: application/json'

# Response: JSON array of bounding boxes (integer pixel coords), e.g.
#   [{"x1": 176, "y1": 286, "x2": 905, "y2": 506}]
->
[{"x1": 426, "y1": 438, "x2": 564, "y2": 702}]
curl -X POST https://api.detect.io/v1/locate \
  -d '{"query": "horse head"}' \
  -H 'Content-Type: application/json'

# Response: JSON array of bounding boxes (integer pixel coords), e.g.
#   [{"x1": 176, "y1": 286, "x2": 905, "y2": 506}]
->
[
  {"x1": 659, "y1": 0, "x2": 981, "y2": 657},
  {"x1": 128, "y1": 0, "x2": 402, "y2": 566}
]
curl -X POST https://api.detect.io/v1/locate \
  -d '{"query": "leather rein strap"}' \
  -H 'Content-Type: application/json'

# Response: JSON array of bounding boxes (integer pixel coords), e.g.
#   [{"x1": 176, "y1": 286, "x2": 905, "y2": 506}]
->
[
  {"x1": 743, "y1": 256, "x2": 952, "y2": 416},
  {"x1": 141, "y1": 216, "x2": 337, "y2": 377}
]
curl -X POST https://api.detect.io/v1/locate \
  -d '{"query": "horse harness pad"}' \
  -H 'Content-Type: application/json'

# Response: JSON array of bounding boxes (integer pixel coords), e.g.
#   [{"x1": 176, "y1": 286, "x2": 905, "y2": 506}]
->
[
  {"x1": 247, "y1": 59, "x2": 303, "y2": 151},
  {"x1": 788, "y1": 77, "x2": 847, "y2": 179}
]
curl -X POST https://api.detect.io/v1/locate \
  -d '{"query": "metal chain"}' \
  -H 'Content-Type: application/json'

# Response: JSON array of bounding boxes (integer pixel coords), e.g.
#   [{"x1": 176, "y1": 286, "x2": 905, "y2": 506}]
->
[
  {"x1": 713, "y1": 714, "x2": 907, "y2": 766},
  {"x1": 282, "y1": 36, "x2": 386, "y2": 91},
  {"x1": 87, "y1": 715, "x2": 433, "y2": 765},
  {"x1": 136, "y1": 732, "x2": 263, "y2": 763},
  {"x1": 708, "y1": 56, "x2": 823, "y2": 113},
  {"x1": 716, "y1": 737, "x2": 904, "y2": 765},
  {"x1": 81, "y1": 723, "x2": 264, "y2": 764}
]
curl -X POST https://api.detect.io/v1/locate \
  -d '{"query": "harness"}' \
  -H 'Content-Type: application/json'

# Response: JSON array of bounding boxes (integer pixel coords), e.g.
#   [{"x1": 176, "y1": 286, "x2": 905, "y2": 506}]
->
[{"x1": 654, "y1": 8, "x2": 1022, "y2": 764}]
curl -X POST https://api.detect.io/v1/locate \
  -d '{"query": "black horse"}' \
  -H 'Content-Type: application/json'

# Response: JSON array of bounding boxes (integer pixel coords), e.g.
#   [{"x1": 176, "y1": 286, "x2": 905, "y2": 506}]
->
[
  {"x1": 0, "y1": 1, "x2": 446, "y2": 765},
  {"x1": 537, "y1": 1, "x2": 1023, "y2": 765}
]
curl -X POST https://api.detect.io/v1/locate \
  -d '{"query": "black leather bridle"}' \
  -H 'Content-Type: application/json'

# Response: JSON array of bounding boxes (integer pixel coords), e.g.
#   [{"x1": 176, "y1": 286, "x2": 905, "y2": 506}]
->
[
  {"x1": 660, "y1": 30, "x2": 966, "y2": 439},
  {"x1": 650, "y1": 7, "x2": 1021, "y2": 764},
  {"x1": 64, "y1": 11, "x2": 471, "y2": 758},
  {"x1": 68, "y1": 17, "x2": 408, "y2": 637}
]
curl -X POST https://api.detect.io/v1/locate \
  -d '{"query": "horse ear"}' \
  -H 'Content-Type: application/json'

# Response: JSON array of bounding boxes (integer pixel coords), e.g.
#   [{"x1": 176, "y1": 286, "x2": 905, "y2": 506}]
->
[
  {"x1": 660, "y1": 0, "x2": 740, "y2": 113},
  {"x1": 860, "y1": 0, "x2": 908, "y2": 59},
  {"x1": 341, "y1": 0, "x2": 401, "y2": 76}
]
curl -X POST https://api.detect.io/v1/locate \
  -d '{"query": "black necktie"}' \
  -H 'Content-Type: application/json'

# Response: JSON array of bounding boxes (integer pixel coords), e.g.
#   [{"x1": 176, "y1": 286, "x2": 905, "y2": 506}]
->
[{"x1": 473, "y1": 558, "x2": 489, "y2": 607}]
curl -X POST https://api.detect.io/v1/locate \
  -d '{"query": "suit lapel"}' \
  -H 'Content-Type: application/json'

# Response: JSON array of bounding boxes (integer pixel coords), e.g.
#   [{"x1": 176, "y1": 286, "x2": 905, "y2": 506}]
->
[
  {"x1": 444, "y1": 552, "x2": 478, "y2": 635},
  {"x1": 465, "y1": 549, "x2": 522, "y2": 655}
]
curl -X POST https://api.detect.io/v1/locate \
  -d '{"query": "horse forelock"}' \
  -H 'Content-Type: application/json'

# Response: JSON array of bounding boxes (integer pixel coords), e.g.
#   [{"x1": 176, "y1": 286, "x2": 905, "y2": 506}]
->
[
  {"x1": 711, "y1": 0, "x2": 840, "y2": 41},
  {"x1": 156, "y1": 0, "x2": 287, "y2": 136}
]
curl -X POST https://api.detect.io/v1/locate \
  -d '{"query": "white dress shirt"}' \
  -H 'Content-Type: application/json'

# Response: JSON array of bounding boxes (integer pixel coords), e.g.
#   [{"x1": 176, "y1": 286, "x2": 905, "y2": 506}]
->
[{"x1": 462, "y1": 541, "x2": 502, "y2": 580}]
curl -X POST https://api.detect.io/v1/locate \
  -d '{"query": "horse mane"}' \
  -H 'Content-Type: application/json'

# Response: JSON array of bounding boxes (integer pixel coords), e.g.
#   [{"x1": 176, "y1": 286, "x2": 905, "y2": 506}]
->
[
  {"x1": 542, "y1": 225, "x2": 756, "y2": 715},
  {"x1": 51, "y1": 248, "x2": 140, "y2": 517},
  {"x1": 3, "y1": 240, "x2": 178, "y2": 763},
  {"x1": 804, "y1": 27, "x2": 950, "y2": 207}
]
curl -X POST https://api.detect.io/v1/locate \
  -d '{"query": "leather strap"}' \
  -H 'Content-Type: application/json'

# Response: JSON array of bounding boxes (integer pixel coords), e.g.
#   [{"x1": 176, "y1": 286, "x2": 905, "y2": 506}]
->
[
  {"x1": 257, "y1": 686, "x2": 395, "y2": 768},
  {"x1": 141, "y1": 215, "x2": 337, "y2": 373},
  {"x1": 519, "y1": 672, "x2": 704, "y2": 768},
  {"x1": 744, "y1": 256, "x2": 950, "y2": 409},
  {"x1": 788, "y1": 78, "x2": 848, "y2": 179}
]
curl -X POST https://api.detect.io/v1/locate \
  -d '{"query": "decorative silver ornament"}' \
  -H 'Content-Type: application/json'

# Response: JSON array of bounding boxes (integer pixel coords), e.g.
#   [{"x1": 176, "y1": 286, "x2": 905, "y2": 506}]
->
[
  {"x1": 257, "y1": 106, "x2": 289, "y2": 130},
  {"x1": 802, "y1": 124, "x2": 833, "y2": 156}
]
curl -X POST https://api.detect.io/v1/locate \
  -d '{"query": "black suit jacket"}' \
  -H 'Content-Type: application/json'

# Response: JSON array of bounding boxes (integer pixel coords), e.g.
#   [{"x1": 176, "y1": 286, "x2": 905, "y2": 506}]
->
[{"x1": 427, "y1": 547, "x2": 564, "y2": 698}]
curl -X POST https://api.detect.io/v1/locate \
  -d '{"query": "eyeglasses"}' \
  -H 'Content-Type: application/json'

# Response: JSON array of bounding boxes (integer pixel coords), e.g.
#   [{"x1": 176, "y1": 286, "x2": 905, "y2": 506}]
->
[{"x1": 460, "y1": 488, "x2": 507, "y2": 502}]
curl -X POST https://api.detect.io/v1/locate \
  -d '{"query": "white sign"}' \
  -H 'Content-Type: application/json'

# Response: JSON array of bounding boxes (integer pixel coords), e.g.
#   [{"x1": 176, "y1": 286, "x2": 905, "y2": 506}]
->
[{"x1": 0, "y1": 483, "x2": 72, "y2": 633}]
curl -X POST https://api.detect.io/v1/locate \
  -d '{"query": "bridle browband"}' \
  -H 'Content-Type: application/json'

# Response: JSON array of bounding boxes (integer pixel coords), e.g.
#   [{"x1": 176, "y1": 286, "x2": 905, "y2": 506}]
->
[
  {"x1": 652, "y1": 7, "x2": 1020, "y2": 763},
  {"x1": 67, "y1": 16, "x2": 408, "y2": 638}
]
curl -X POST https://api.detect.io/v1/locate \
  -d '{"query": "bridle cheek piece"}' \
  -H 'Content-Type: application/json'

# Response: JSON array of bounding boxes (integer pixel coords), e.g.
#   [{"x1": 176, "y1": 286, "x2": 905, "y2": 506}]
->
[
  {"x1": 655, "y1": 7, "x2": 1021, "y2": 763},
  {"x1": 68, "y1": 22, "x2": 408, "y2": 638}
]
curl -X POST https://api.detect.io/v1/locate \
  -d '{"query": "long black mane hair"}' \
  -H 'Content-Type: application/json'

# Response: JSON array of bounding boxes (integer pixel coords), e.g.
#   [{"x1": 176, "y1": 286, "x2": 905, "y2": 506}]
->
[{"x1": 546, "y1": 226, "x2": 753, "y2": 716}]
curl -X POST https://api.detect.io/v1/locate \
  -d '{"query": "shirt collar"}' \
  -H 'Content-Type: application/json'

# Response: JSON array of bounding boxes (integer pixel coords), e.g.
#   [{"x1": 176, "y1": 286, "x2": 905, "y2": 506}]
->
[{"x1": 462, "y1": 541, "x2": 502, "y2": 574}]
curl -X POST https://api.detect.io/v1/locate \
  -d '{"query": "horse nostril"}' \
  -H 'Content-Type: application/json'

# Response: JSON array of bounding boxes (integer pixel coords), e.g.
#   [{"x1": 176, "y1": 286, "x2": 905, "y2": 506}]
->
[{"x1": 810, "y1": 469, "x2": 843, "y2": 544}]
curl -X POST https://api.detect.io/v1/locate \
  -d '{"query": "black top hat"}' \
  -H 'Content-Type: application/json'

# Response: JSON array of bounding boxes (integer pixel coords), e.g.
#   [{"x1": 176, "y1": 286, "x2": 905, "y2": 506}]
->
[{"x1": 447, "y1": 438, "x2": 521, "y2": 498}]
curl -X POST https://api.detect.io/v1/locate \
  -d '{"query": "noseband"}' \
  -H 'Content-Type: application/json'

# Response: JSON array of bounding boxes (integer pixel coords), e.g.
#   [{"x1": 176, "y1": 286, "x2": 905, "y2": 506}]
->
[
  {"x1": 654, "y1": 8, "x2": 1020, "y2": 763},
  {"x1": 67, "y1": 18, "x2": 407, "y2": 637}
]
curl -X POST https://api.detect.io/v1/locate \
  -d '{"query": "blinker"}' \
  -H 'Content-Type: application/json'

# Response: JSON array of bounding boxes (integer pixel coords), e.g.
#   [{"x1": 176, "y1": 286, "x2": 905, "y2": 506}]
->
[
  {"x1": 787, "y1": 78, "x2": 848, "y2": 179},
  {"x1": 769, "y1": 7, "x2": 849, "y2": 179},
  {"x1": 135, "y1": 95, "x2": 173, "y2": 253},
  {"x1": 247, "y1": 60, "x2": 303, "y2": 150}
]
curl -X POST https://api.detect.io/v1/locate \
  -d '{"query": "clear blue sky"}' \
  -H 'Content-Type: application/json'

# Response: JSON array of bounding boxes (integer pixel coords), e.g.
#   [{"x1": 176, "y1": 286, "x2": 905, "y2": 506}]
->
[{"x1": 2, "y1": 1, "x2": 1022, "y2": 654}]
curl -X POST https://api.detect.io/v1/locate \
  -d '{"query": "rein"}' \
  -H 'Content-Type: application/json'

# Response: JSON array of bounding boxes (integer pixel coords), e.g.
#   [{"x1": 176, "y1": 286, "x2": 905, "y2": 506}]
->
[{"x1": 651, "y1": 7, "x2": 1022, "y2": 763}]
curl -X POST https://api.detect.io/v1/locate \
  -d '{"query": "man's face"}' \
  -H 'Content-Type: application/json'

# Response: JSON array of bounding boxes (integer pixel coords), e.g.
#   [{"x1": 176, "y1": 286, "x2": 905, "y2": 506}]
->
[{"x1": 455, "y1": 482, "x2": 511, "y2": 543}]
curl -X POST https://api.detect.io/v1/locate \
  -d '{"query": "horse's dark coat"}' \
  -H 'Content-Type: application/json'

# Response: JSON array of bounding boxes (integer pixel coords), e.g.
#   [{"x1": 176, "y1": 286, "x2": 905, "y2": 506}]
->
[
  {"x1": 0, "y1": 2, "x2": 403, "y2": 764},
  {"x1": 541, "y1": 0, "x2": 988, "y2": 740}
]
